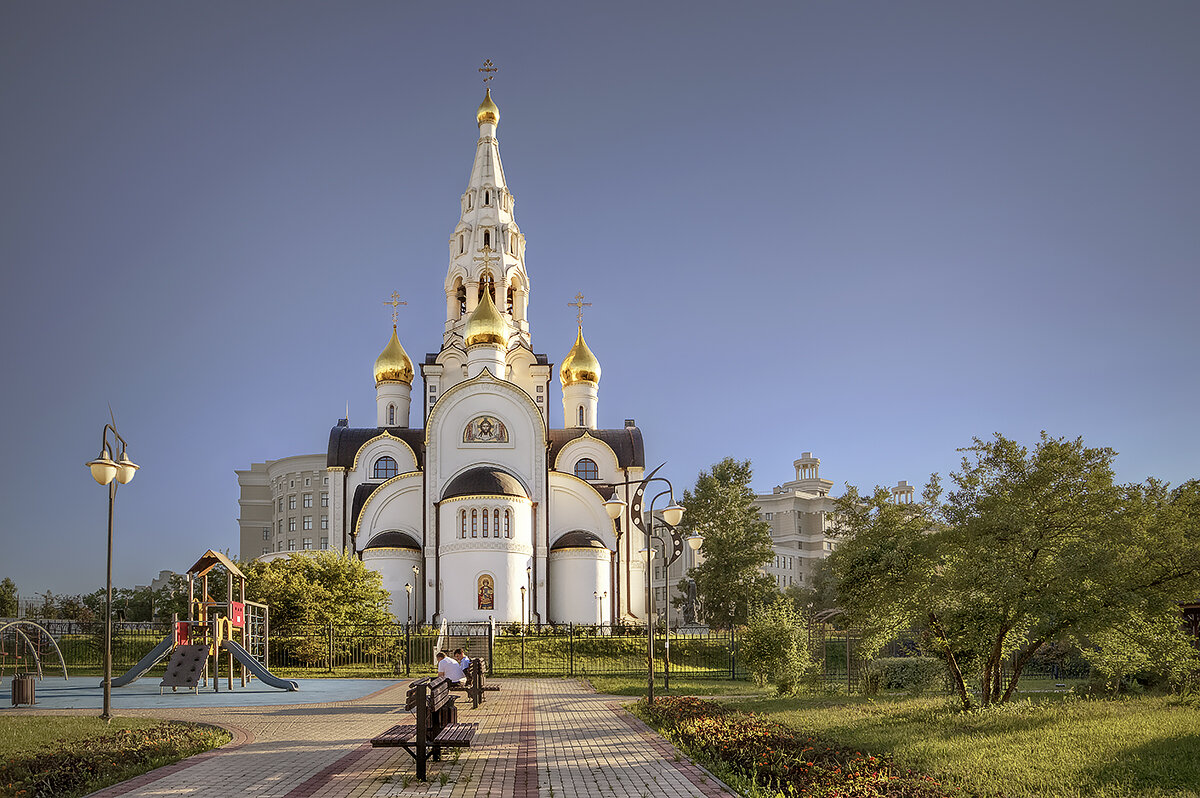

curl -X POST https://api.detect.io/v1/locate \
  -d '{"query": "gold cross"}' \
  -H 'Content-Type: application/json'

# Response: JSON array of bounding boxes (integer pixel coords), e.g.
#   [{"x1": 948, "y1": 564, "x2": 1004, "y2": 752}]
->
[
  {"x1": 383, "y1": 291, "x2": 407, "y2": 326},
  {"x1": 473, "y1": 244, "x2": 499, "y2": 274},
  {"x1": 479, "y1": 59, "x2": 497, "y2": 84},
  {"x1": 568, "y1": 292, "x2": 592, "y2": 326}
]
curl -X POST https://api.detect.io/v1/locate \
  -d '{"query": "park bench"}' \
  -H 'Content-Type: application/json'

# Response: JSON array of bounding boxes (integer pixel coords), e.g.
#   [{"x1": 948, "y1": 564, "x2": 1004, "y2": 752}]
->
[
  {"x1": 370, "y1": 676, "x2": 477, "y2": 780},
  {"x1": 448, "y1": 658, "x2": 500, "y2": 708}
]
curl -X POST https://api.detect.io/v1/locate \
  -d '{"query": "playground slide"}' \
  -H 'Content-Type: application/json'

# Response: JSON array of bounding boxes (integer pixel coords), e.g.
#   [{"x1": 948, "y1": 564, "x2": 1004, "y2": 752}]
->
[
  {"x1": 221, "y1": 639, "x2": 299, "y2": 691},
  {"x1": 108, "y1": 634, "x2": 174, "y2": 687}
]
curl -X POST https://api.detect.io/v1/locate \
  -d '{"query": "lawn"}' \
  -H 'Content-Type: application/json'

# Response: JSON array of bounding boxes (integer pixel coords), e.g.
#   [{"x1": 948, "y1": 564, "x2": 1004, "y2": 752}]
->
[
  {"x1": 599, "y1": 677, "x2": 1200, "y2": 798},
  {"x1": 0, "y1": 716, "x2": 230, "y2": 798}
]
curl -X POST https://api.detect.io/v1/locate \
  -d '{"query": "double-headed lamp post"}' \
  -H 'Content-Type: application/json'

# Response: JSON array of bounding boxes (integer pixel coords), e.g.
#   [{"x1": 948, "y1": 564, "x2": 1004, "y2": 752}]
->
[
  {"x1": 603, "y1": 464, "x2": 684, "y2": 704},
  {"x1": 411, "y1": 564, "x2": 420, "y2": 623},
  {"x1": 404, "y1": 583, "x2": 413, "y2": 676},
  {"x1": 86, "y1": 423, "x2": 140, "y2": 723}
]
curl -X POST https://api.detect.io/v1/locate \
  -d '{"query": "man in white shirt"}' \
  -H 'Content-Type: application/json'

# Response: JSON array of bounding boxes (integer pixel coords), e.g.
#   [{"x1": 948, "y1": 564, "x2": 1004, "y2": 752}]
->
[{"x1": 436, "y1": 652, "x2": 466, "y2": 684}]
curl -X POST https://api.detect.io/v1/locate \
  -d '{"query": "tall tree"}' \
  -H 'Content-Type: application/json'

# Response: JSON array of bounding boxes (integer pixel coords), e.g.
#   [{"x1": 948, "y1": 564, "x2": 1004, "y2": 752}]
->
[
  {"x1": 0, "y1": 578, "x2": 17, "y2": 617},
  {"x1": 678, "y1": 457, "x2": 776, "y2": 629},
  {"x1": 240, "y1": 550, "x2": 392, "y2": 633},
  {"x1": 831, "y1": 432, "x2": 1200, "y2": 709}
]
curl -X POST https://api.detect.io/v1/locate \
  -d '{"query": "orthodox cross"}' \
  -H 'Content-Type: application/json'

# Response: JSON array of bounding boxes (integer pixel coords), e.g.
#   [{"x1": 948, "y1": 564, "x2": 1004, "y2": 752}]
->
[
  {"x1": 568, "y1": 292, "x2": 591, "y2": 326},
  {"x1": 383, "y1": 291, "x2": 407, "y2": 326},
  {"x1": 473, "y1": 244, "x2": 499, "y2": 273},
  {"x1": 479, "y1": 59, "x2": 497, "y2": 85}
]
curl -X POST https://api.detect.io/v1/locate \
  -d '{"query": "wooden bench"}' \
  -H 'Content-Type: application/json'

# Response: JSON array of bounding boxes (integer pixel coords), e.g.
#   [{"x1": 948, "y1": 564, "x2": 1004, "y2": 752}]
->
[
  {"x1": 370, "y1": 676, "x2": 477, "y2": 780},
  {"x1": 448, "y1": 658, "x2": 501, "y2": 708}
]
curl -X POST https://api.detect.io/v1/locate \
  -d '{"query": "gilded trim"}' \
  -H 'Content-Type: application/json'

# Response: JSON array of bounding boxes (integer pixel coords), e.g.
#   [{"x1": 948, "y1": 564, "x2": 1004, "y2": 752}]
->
[{"x1": 352, "y1": 471, "x2": 422, "y2": 543}]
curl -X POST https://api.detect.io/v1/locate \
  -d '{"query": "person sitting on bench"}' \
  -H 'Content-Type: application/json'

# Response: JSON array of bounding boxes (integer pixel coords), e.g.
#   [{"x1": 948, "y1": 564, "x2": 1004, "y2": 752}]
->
[
  {"x1": 436, "y1": 651, "x2": 467, "y2": 684},
  {"x1": 454, "y1": 648, "x2": 471, "y2": 671}
]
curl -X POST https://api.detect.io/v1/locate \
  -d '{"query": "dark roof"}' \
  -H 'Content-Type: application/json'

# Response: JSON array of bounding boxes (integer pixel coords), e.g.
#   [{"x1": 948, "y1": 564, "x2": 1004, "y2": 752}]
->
[
  {"x1": 363, "y1": 531, "x2": 421, "y2": 550},
  {"x1": 548, "y1": 426, "x2": 645, "y2": 470},
  {"x1": 327, "y1": 426, "x2": 425, "y2": 470},
  {"x1": 423, "y1": 347, "x2": 549, "y2": 366},
  {"x1": 350, "y1": 481, "x2": 386, "y2": 538},
  {"x1": 442, "y1": 467, "x2": 527, "y2": 500},
  {"x1": 550, "y1": 531, "x2": 608, "y2": 551}
]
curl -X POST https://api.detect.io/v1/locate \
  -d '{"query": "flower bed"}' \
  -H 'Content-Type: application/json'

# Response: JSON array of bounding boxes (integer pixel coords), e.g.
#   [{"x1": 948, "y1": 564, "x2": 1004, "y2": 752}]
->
[{"x1": 637, "y1": 696, "x2": 975, "y2": 797}]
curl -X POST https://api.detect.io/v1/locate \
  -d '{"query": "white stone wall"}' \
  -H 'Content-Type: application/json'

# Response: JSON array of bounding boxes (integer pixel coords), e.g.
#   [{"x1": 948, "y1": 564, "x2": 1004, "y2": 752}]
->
[
  {"x1": 549, "y1": 548, "x2": 611, "y2": 624},
  {"x1": 362, "y1": 547, "x2": 423, "y2": 620}
]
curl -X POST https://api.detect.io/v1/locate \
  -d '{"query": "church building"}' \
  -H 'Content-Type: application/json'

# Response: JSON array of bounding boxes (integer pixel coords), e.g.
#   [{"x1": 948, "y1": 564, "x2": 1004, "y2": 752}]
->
[{"x1": 238, "y1": 89, "x2": 651, "y2": 627}]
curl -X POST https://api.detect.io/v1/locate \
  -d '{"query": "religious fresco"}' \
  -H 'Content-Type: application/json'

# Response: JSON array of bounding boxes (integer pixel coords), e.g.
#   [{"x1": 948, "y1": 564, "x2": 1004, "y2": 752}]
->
[
  {"x1": 477, "y1": 574, "x2": 495, "y2": 610},
  {"x1": 463, "y1": 415, "x2": 508, "y2": 443}
]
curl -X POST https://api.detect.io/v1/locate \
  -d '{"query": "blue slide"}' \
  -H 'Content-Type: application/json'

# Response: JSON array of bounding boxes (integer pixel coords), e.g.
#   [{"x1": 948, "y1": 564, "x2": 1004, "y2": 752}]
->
[
  {"x1": 109, "y1": 634, "x2": 174, "y2": 687},
  {"x1": 221, "y1": 639, "x2": 299, "y2": 691}
]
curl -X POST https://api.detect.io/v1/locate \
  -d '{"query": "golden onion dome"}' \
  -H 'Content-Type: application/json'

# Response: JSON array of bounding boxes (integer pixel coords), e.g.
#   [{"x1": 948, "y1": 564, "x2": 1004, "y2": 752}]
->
[
  {"x1": 464, "y1": 288, "x2": 508, "y2": 347},
  {"x1": 374, "y1": 326, "x2": 414, "y2": 387},
  {"x1": 560, "y1": 326, "x2": 602, "y2": 387},
  {"x1": 476, "y1": 88, "x2": 499, "y2": 127}
]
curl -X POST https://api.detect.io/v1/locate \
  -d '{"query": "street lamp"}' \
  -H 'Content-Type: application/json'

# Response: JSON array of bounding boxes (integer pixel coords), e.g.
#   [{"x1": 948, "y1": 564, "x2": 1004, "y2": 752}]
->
[
  {"x1": 405, "y1": 583, "x2": 413, "y2": 624},
  {"x1": 404, "y1": 582, "x2": 413, "y2": 676},
  {"x1": 411, "y1": 564, "x2": 420, "y2": 624},
  {"x1": 519, "y1": 585, "x2": 527, "y2": 670},
  {"x1": 594, "y1": 590, "x2": 607, "y2": 626},
  {"x1": 602, "y1": 464, "x2": 683, "y2": 704},
  {"x1": 86, "y1": 423, "x2": 139, "y2": 723},
  {"x1": 525, "y1": 565, "x2": 532, "y2": 628}
]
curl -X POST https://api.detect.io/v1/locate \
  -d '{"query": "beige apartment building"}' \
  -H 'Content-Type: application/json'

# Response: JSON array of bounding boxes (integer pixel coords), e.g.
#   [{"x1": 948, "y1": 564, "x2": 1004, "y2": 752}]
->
[{"x1": 236, "y1": 454, "x2": 332, "y2": 561}]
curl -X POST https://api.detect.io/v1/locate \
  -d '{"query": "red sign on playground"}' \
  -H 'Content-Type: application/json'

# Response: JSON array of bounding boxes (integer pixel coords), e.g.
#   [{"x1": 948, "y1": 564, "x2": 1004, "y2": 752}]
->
[
  {"x1": 230, "y1": 601, "x2": 245, "y2": 627},
  {"x1": 175, "y1": 621, "x2": 190, "y2": 646}
]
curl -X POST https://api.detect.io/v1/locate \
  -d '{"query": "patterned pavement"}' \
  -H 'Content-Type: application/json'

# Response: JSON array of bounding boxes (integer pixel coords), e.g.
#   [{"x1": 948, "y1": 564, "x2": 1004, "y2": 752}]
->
[{"x1": 43, "y1": 679, "x2": 733, "y2": 798}]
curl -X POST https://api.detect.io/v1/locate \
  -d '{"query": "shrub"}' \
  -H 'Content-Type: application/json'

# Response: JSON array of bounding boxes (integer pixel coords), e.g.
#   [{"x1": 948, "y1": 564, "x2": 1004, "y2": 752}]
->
[
  {"x1": 740, "y1": 596, "x2": 818, "y2": 695},
  {"x1": 861, "y1": 657, "x2": 945, "y2": 696}
]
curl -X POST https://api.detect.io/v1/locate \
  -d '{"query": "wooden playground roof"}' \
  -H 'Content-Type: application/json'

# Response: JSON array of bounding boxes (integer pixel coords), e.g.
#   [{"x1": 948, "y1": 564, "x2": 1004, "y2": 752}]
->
[{"x1": 187, "y1": 549, "x2": 246, "y2": 580}]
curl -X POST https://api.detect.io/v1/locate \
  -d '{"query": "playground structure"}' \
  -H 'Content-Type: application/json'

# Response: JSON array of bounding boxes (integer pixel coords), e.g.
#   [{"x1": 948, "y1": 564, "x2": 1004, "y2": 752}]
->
[
  {"x1": 110, "y1": 550, "x2": 298, "y2": 692},
  {"x1": 0, "y1": 620, "x2": 69, "y2": 682}
]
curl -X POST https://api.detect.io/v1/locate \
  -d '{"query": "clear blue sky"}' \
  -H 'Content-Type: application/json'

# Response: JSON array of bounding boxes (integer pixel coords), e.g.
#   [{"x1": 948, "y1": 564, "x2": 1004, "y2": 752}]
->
[{"x1": 2, "y1": 2, "x2": 1197, "y2": 596}]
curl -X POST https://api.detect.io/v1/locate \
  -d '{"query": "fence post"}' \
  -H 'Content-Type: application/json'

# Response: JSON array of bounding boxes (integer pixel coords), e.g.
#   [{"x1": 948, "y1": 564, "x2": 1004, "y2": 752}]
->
[
  {"x1": 405, "y1": 621, "x2": 411, "y2": 677},
  {"x1": 729, "y1": 628, "x2": 736, "y2": 680},
  {"x1": 488, "y1": 616, "x2": 495, "y2": 676},
  {"x1": 569, "y1": 624, "x2": 574, "y2": 677},
  {"x1": 847, "y1": 632, "x2": 852, "y2": 693}
]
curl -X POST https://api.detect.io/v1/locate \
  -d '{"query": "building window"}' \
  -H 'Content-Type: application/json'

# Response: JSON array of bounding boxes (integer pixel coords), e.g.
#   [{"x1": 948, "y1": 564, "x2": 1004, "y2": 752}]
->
[
  {"x1": 290, "y1": 480, "x2": 294, "y2": 487},
  {"x1": 289, "y1": 496, "x2": 296, "y2": 510},
  {"x1": 483, "y1": 229, "x2": 490, "y2": 248},
  {"x1": 388, "y1": 404, "x2": 395, "y2": 425},
  {"x1": 262, "y1": 547, "x2": 269, "y2": 556},
  {"x1": 504, "y1": 509, "x2": 511, "y2": 538},
  {"x1": 288, "y1": 539, "x2": 296, "y2": 551},
  {"x1": 459, "y1": 234, "x2": 464, "y2": 254},
  {"x1": 289, "y1": 518, "x2": 296, "y2": 532},
  {"x1": 320, "y1": 516, "x2": 328, "y2": 530},
  {"x1": 494, "y1": 509, "x2": 500, "y2": 538},
  {"x1": 278, "y1": 498, "x2": 283, "y2": 511},
  {"x1": 477, "y1": 574, "x2": 494, "y2": 610},
  {"x1": 262, "y1": 528, "x2": 270, "y2": 540},
  {"x1": 303, "y1": 538, "x2": 312, "y2": 550},
  {"x1": 574, "y1": 458, "x2": 599, "y2": 481},
  {"x1": 374, "y1": 456, "x2": 398, "y2": 480},
  {"x1": 303, "y1": 494, "x2": 313, "y2": 508},
  {"x1": 321, "y1": 492, "x2": 329, "y2": 507},
  {"x1": 577, "y1": 406, "x2": 585, "y2": 426},
  {"x1": 305, "y1": 477, "x2": 310, "y2": 486},
  {"x1": 323, "y1": 476, "x2": 329, "y2": 485},
  {"x1": 277, "y1": 520, "x2": 282, "y2": 534},
  {"x1": 461, "y1": 510, "x2": 467, "y2": 539},
  {"x1": 484, "y1": 190, "x2": 490, "y2": 206},
  {"x1": 320, "y1": 536, "x2": 328, "y2": 549},
  {"x1": 304, "y1": 516, "x2": 312, "y2": 530},
  {"x1": 482, "y1": 508, "x2": 489, "y2": 537},
  {"x1": 471, "y1": 509, "x2": 478, "y2": 538}
]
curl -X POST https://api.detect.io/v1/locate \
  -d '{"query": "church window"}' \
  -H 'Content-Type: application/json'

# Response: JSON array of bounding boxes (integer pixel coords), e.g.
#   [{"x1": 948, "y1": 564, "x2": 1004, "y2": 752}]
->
[
  {"x1": 483, "y1": 229, "x2": 490, "y2": 248},
  {"x1": 455, "y1": 279, "x2": 466, "y2": 317},
  {"x1": 479, "y1": 272, "x2": 496, "y2": 302},
  {"x1": 574, "y1": 458, "x2": 599, "y2": 481},
  {"x1": 477, "y1": 574, "x2": 494, "y2": 610},
  {"x1": 484, "y1": 190, "x2": 490, "y2": 206},
  {"x1": 482, "y1": 509, "x2": 489, "y2": 537},
  {"x1": 459, "y1": 234, "x2": 464, "y2": 254},
  {"x1": 504, "y1": 509, "x2": 511, "y2": 538},
  {"x1": 494, "y1": 509, "x2": 500, "y2": 536},
  {"x1": 466, "y1": 193, "x2": 473, "y2": 210},
  {"x1": 510, "y1": 232, "x2": 517, "y2": 254},
  {"x1": 460, "y1": 510, "x2": 467, "y2": 539},
  {"x1": 388, "y1": 404, "x2": 395, "y2": 425},
  {"x1": 374, "y1": 456, "x2": 398, "y2": 480},
  {"x1": 471, "y1": 509, "x2": 478, "y2": 537},
  {"x1": 577, "y1": 406, "x2": 586, "y2": 426}
]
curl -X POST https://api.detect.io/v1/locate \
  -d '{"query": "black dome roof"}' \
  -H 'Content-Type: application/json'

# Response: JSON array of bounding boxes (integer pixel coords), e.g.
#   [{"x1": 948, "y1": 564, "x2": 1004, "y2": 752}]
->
[
  {"x1": 441, "y1": 467, "x2": 527, "y2": 500},
  {"x1": 362, "y1": 531, "x2": 421, "y2": 551},
  {"x1": 550, "y1": 531, "x2": 608, "y2": 551}
]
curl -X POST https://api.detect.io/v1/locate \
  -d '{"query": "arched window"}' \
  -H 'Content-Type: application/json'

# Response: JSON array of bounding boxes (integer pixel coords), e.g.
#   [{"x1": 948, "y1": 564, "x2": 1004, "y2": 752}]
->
[
  {"x1": 510, "y1": 232, "x2": 517, "y2": 254},
  {"x1": 483, "y1": 229, "x2": 490, "y2": 248},
  {"x1": 484, "y1": 190, "x2": 490, "y2": 206},
  {"x1": 387, "y1": 404, "x2": 395, "y2": 425},
  {"x1": 455, "y1": 279, "x2": 466, "y2": 317},
  {"x1": 477, "y1": 575, "x2": 494, "y2": 610},
  {"x1": 459, "y1": 234, "x2": 464, "y2": 254},
  {"x1": 507, "y1": 283, "x2": 515, "y2": 313},
  {"x1": 574, "y1": 458, "x2": 599, "y2": 481},
  {"x1": 482, "y1": 508, "x2": 489, "y2": 537},
  {"x1": 461, "y1": 510, "x2": 467, "y2": 539},
  {"x1": 578, "y1": 406, "x2": 586, "y2": 427},
  {"x1": 504, "y1": 509, "x2": 511, "y2": 538},
  {"x1": 466, "y1": 193, "x2": 473, "y2": 209},
  {"x1": 373, "y1": 456, "x2": 398, "y2": 480},
  {"x1": 479, "y1": 272, "x2": 495, "y2": 301},
  {"x1": 471, "y1": 510, "x2": 478, "y2": 538},
  {"x1": 494, "y1": 509, "x2": 500, "y2": 537}
]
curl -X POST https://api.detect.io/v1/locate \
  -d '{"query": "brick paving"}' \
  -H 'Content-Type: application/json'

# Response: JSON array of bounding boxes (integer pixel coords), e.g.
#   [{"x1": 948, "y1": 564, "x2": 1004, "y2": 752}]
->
[{"x1": 55, "y1": 679, "x2": 732, "y2": 798}]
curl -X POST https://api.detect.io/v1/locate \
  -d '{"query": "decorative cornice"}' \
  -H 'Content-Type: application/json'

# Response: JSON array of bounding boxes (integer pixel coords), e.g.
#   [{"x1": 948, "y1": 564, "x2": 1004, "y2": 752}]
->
[{"x1": 439, "y1": 494, "x2": 532, "y2": 506}]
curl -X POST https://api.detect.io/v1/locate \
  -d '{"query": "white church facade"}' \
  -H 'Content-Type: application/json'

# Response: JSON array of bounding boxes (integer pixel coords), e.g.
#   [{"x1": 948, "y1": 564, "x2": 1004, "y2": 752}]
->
[{"x1": 238, "y1": 90, "x2": 652, "y2": 626}]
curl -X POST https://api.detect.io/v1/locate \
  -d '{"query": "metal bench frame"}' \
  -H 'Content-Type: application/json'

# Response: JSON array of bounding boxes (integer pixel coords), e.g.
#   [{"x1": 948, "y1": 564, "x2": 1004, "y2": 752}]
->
[{"x1": 371, "y1": 676, "x2": 477, "y2": 780}]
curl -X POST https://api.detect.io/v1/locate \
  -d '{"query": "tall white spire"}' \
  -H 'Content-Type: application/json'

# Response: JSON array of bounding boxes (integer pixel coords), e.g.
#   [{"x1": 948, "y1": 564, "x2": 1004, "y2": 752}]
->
[{"x1": 443, "y1": 89, "x2": 530, "y2": 351}]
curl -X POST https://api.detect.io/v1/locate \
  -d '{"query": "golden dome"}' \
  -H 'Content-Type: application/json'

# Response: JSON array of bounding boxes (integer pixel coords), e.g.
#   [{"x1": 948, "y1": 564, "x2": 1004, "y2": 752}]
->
[
  {"x1": 464, "y1": 288, "x2": 508, "y2": 347},
  {"x1": 374, "y1": 326, "x2": 414, "y2": 386},
  {"x1": 560, "y1": 326, "x2": 601, "y2": 387},
  {"x1": 476, "y1": 88, "x2": 499, "y2": 127}
]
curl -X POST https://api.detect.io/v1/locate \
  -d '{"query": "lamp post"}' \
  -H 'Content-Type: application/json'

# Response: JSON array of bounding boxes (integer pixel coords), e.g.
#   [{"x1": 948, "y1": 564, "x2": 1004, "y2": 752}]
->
[
  {"x1": 525, "y1": 565, "x2": 532, "y2": 628},
  {"x1": 404, "y1": 583, "x2": 413, "y2": 676},
  {"x1": 86, "y1": 423, "x2": 140, "y2": 723},
  {"x1": 519, "y1": 585, "x2": 526, "y2": 670},
  {"x1": 411, "y1": 564, "x2": 420, "y2": 624},
  {"x1": 602, "y1": 464, "x2": 683, "y2": 704},
  {"x1": 594, "y1": 590, "x2": 607, "y2": 626}
]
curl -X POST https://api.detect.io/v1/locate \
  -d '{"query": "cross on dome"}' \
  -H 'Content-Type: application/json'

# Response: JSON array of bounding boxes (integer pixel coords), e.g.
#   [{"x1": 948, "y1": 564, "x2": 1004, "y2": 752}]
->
[
  {"x1": 479, "y1": 59, "x2": 497, "y2": 84},
  {"x1": 567, "y1": 292, "x2": 592, "y2": 326},
  {"x1": 382, "y1": 291, "x2": 407, "y2": 327}
]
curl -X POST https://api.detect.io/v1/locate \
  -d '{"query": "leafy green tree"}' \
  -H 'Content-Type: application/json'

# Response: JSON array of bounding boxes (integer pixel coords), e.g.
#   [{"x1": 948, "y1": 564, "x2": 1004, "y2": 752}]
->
[
  {"x1": 831, "y1": 433, "x2": 1200, "y2": 709},
  {"x1": 0, "y1": 578, "x2": 17, "y2": 617},
  {"x1": 783, "y1": 558, "x2": 838, "y2": 617},
  {"x1": 740, "y1": 594, "x2": 818, "y2": 694},
  {"x1": 240, "y1": 550, "x2": 392, "y2": 634},
  {"x1": 677, "y1": 457, "x2": 776, "y2": 629}
]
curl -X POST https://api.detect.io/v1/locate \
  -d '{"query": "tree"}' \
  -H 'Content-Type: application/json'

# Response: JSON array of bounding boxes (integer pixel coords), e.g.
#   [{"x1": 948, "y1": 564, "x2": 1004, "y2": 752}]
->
[
  {"x1": 240, "y1": 550, "x2": 393, "y2": 634},
  {"x1": 831, "y1": 432, "x2": 1200, "y2": 709},
  {"x1": 0, "y1": 578, "x2": 17, "y2": 617},
  {"x1": 740, "y1": 594, "x2": 818, "y2": 694},
  {"x1": 784, "y1": 558, "x2": 838, "y2": 617},
  {"x1": 678, "y1": 457, "x2": 776, "y2": 629}
]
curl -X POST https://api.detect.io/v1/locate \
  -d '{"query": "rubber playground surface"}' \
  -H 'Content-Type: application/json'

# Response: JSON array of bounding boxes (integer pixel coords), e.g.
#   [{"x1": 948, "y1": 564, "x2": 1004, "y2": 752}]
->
[{"x1": 0, "y1": 675, "x2": 402, "y2": 709}]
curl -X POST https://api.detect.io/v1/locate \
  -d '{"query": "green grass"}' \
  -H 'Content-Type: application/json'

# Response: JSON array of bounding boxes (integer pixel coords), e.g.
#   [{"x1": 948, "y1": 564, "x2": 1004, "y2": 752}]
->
[
  {"x1": 712, "y1": 692, "x2": 1200, "y2": 798},
  {"x1": 0, "y1": 717, "x2": 230, "y2": 798}
]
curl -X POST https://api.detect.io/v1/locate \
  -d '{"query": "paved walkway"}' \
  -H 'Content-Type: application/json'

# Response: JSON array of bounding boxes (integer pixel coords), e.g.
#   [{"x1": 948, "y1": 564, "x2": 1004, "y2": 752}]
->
[{"x1": 51, "y1": 679, "x2": 732, "y2": 798}]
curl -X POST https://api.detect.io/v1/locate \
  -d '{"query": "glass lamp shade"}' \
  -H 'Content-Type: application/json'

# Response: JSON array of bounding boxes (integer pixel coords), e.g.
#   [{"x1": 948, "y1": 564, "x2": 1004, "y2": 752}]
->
[
  {"x1": 412, "y1": 565, "x2": 420, "y2": 576},
  {"x1": 640, "y1": 547, "x2": 655, "y2": 562},
  {"x1": 686, "y1": 533, "x2": 704, "y2": 551},
  {"x1": 603, "y1": 496, "x2": 625, "y2": 520},
  {"x1": 115, "y1": 451, "x2": 140, "y2": 484},
  {"x1": 661, "y1": 502, "x2": 685, "y2": 526},
  {"x1": 404, "y1": 583, "x2": 413, "y2": 595},
  {"x1": 87, "y1": 448, "x2": 119, "y2": 485},
  {"x1": 520, "y1": 586, "x2": 526, "y2": 596}
]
